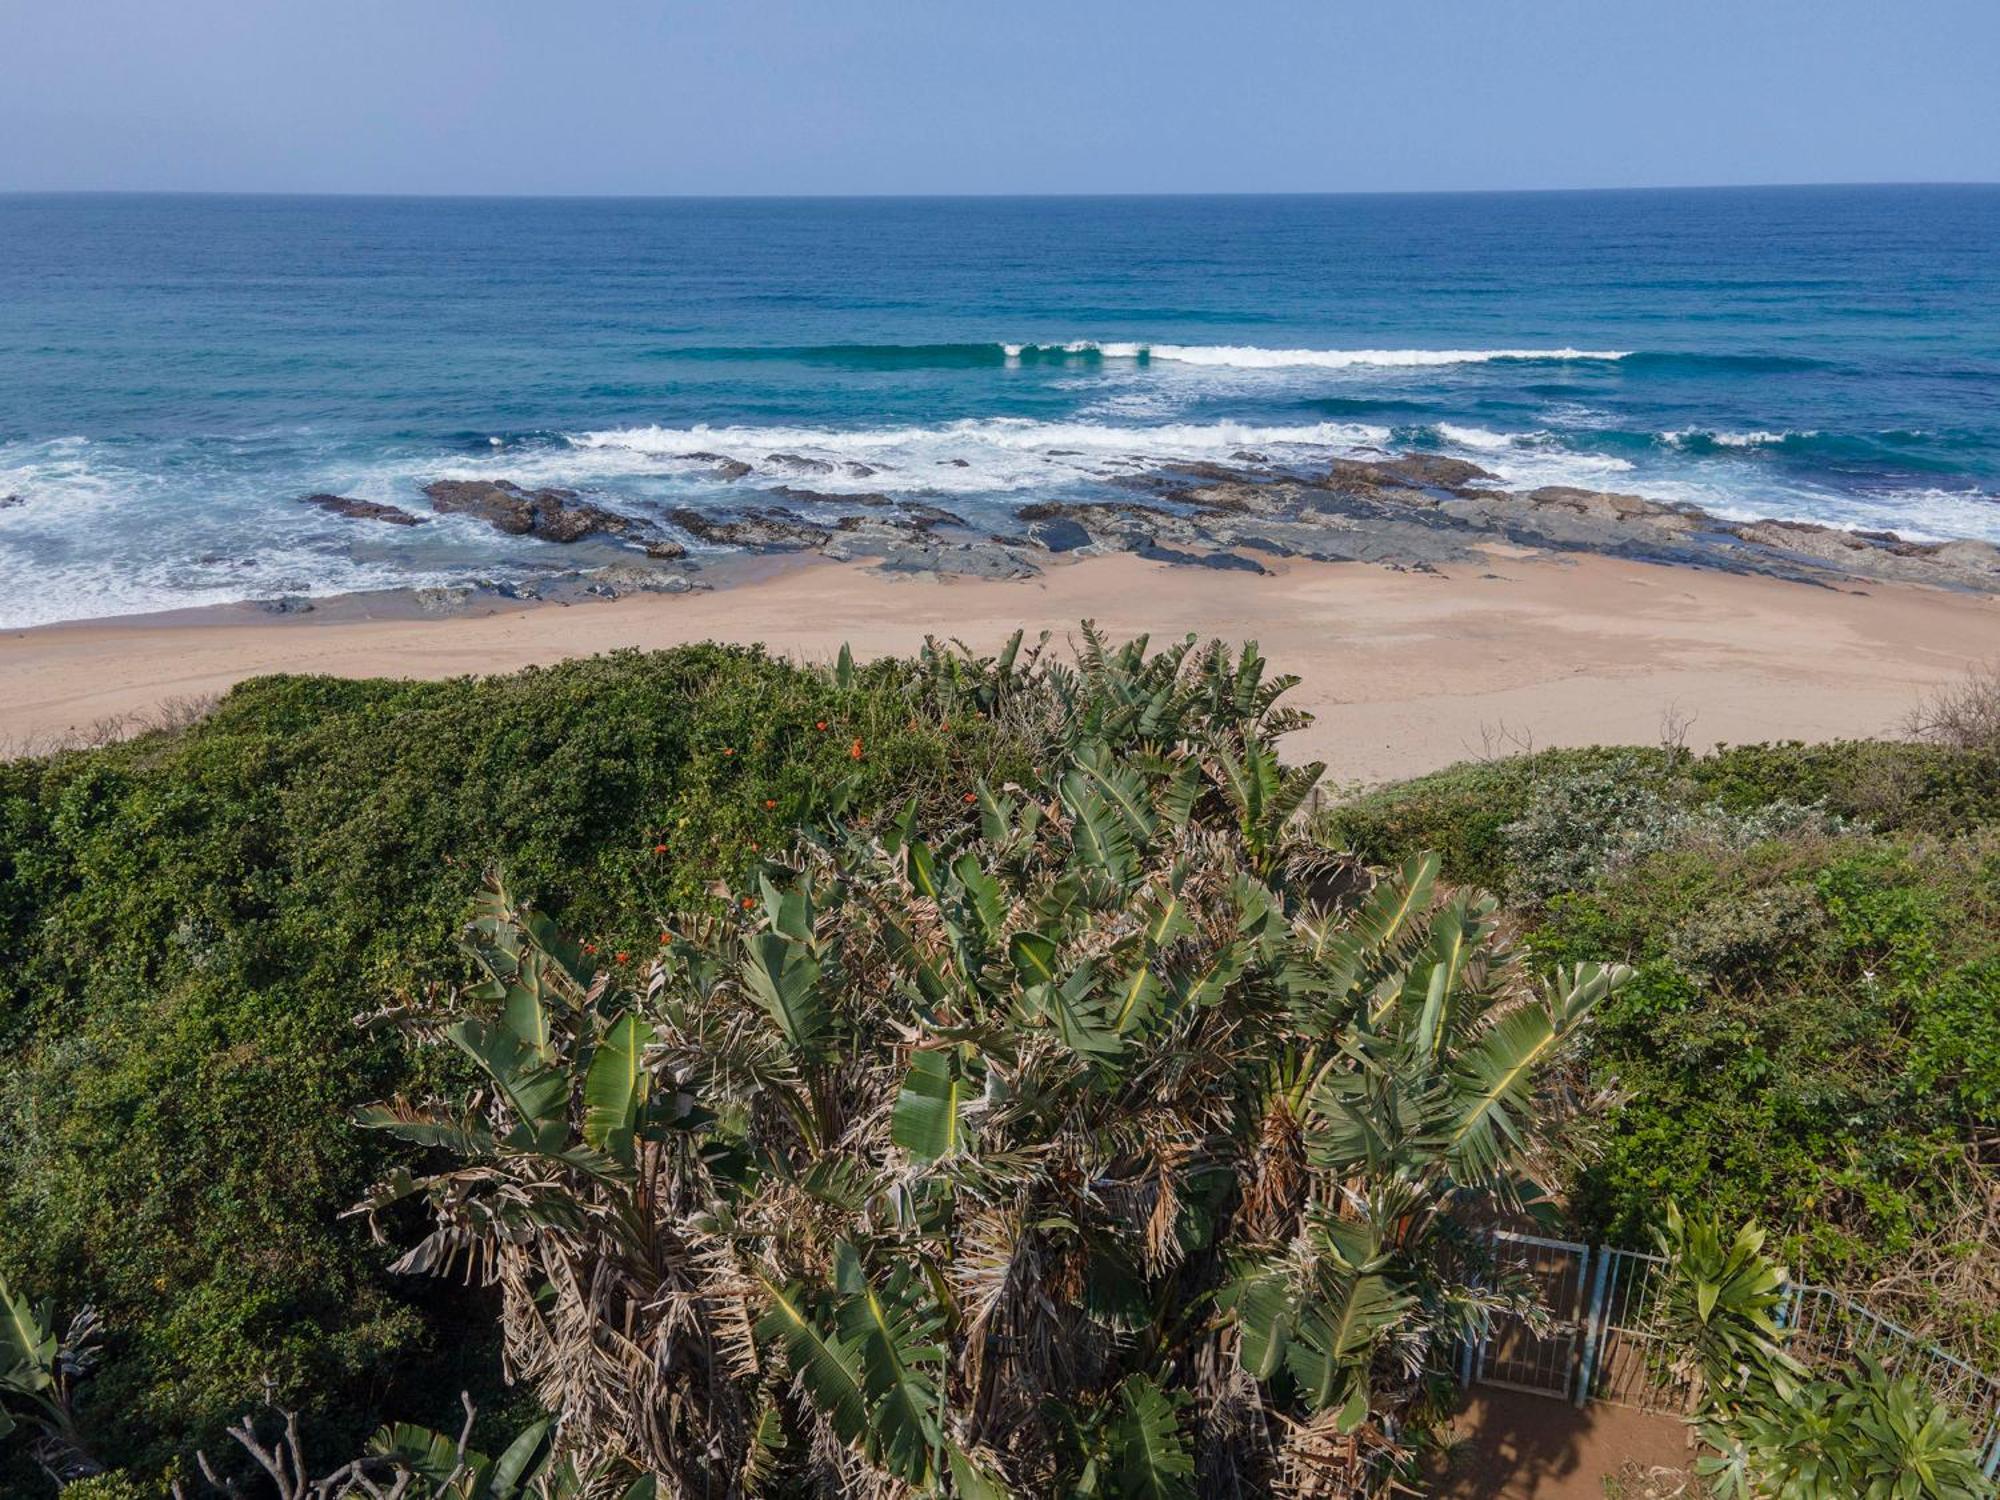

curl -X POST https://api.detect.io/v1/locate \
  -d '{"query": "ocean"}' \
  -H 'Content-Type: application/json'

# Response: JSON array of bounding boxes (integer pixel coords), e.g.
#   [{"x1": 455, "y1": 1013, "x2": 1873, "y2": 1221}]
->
[{"x1": 1, "y1": 186, "x2": 1997, "y2": 627}]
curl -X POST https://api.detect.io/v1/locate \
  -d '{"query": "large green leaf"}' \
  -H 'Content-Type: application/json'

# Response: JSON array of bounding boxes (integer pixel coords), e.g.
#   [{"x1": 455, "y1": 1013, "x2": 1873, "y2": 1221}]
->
[
  {"x1": 351, "y1": 1105, "x2": 498, "y2": 1158},
  {"x1": 1109, "y1": 966, "x2": 1163, "y2": 1036},
  {"x1": 1067, "y1": 788, "x2": 1139, "y2": 885},
  {"x1": 1230, "y1": 1267, "x2": 1298, "y2": 1382},
  {"x1": 1285, "y1": 1272, "x2": 1407, "y2": 1420},
  {"x1": 1107, "y1": 1375, "x2": 1195, "y2": 1500},
  {"x1": 1439, "y1": 962, "x2": 1626, "y2": 1180},
  {"x1": 582, "y1": 1012, "x2": 651, "y2": 1165},
  {"x1": 0, "y1": 1275, "x2": 55, "y2": 1396},
  {"x1": 832, "y1": 1247, "x2": 945, "y2": 1485},
  {"x1": 1008, "y1": 930, "x2": 1059, "y2": 986},
  {"x1": 742, "y1": 930, "x2": 832, "y2": 1058},
  {"x1": 891, "y1": 1048, "x2": 971, "y2": 1161},
  {"x1": 754, "y1": 1279, "x2": 869, "y2": 1446},
  {"x1": 953, "y1": 853, "x2": 1008, "y2": 943},
  {"x1": 447, "y1": 1018, "x2": 569, "y2": 1151}
]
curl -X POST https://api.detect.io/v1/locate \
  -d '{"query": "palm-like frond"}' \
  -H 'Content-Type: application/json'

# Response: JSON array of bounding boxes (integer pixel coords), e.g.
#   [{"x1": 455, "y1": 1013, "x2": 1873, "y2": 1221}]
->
[{"x1": 335, "y1": 627, "x2": 1624, "y2": 1499}]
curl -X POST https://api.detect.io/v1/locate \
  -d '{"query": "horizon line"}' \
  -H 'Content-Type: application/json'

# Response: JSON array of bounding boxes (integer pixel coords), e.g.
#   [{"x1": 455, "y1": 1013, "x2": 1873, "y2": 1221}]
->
[{"x1": 4, "y1": 179, "x2": 1998, "y2": 204}]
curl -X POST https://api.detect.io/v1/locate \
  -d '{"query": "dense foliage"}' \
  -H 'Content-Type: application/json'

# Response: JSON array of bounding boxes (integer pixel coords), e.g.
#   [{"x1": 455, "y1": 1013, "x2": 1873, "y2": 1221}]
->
[
  {"x1": 1322, "y1": 740, "x2": 2000, "y2": 1361},
  {"x1": 1653, "y1": 1204, "x2": 1993, "y2": 1499},
  {"x1": 0, "y1": 646, "x2": 1032, "y2": 1482},
  {"x1": 4, "y1": 634, "x2": 1995, "y2": 1493},
  {"x1": 338, "y1": 630, "x2": 1621, "y2": 1495}
]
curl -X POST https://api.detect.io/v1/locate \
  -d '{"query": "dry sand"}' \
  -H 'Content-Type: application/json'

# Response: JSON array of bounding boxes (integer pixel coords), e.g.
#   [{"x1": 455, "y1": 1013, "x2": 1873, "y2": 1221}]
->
[{"x1": 4, "y1": 550, "x2": 1996, "y2": 784}]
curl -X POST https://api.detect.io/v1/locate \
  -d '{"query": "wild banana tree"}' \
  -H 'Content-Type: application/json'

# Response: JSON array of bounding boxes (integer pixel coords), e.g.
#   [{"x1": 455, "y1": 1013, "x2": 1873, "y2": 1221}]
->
[
  {"x1": 0, "y1": 1273, "x2": 104, "y2": 1485},
  {"x1": 351, "y1": 628, "x2": 1625, "y2": 1498}
]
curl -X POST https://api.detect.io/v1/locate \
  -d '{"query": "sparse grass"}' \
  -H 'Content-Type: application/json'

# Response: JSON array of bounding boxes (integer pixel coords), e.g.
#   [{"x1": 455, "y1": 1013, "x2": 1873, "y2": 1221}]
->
[{"x1": 1907, "y1": 659, "x2": 2000, "y2": 753}]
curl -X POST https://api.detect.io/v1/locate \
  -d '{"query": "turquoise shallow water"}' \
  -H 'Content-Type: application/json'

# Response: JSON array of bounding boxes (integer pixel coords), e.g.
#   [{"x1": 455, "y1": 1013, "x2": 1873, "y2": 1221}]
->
[{"x1": 1, "y1": 187, "x2": 1997, "y2": 625}]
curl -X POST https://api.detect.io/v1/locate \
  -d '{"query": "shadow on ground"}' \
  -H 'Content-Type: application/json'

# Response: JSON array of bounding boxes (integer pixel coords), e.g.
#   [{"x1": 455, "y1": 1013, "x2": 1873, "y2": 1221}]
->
[{"x1": 1426, "y1": 1387, "x2": 1691, "y2": 1499}]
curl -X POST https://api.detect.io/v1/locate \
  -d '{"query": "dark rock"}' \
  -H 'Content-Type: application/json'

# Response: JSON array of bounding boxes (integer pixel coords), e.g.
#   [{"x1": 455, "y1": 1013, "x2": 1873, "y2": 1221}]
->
[
  {"x1": 1326, "y1": 453, "x2": 1498, "y2": 498},
  {"x1": 424, "y1": 479, "x2": 663, "y2": 547},
  {"x1": 842, "y1": 462, "x2": 879, "y2": 478},
  {"x1": 1134, "y1": 543, "x2": 1267, "y2": 574},
  {"x1": 1030, "y1": 518, "x2": 1094, "y2": 553},
  {"x1": 770, "y1": 486, "x2": 897, "y2": 508},
  {"x1": 258, "y1": 595, "x2": 316, "y2": 615},
  {"x1": 1161, "y1": 460, "x2": 1268, "y2": 485},
  {"x1": 300, "y1": 492, "x2": 426, "y2": 526},
  {"x1": 1016, "y1": 499, "x2": 1171, "y2": 524},
  {"x1": 668, "y1": 506, "x2": 830, "y2": 551},
  {"x1": 938, "y1": 458, "x2": 971, "y2": 468},
  {"x1": 764, "y1": 452, "x2": 835, "y2": 475},
  {"x1": 1523, "y1": 486, "x2": 1693, "y2": 528},
  {"x1": 0, "y1": 493, "x2": 24, "y2": 509},
  {"x1": 683, "y1": 451, "x2": 754, "y2": 480}
]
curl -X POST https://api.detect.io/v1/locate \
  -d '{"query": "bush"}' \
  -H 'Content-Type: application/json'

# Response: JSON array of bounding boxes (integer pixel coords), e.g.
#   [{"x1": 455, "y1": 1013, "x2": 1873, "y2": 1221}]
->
[
  {"x1": 1323, "y1": 738, "x2": 2000, "y2": 1364},
  {"x1": 0, "y1": 646, "x2": 1033, "y2": 1482}
]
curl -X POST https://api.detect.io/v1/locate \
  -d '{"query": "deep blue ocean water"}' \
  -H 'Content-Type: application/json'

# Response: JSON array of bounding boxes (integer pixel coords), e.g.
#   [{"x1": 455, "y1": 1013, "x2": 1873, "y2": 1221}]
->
[{"x1": 2, "y1": 187, "x2": 1997, "y2": 626}]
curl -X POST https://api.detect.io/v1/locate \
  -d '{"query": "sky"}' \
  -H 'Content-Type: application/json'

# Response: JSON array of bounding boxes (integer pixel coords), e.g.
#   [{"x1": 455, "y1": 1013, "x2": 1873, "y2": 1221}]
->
[{"x1": 2, "y1": 0, "x2": 1997, "y2": 196}]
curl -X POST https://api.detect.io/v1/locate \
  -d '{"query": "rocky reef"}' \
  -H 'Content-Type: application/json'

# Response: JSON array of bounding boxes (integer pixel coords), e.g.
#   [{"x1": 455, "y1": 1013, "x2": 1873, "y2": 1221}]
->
[
  {"x1": 422, "y1": 479, "x2": 686, "y2": 558},
  {"x1": 294, "y1": 450, "x2": 2000, "y2": 618}
]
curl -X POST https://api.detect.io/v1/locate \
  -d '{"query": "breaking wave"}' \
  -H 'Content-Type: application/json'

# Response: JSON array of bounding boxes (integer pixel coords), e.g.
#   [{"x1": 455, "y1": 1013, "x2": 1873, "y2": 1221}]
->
[{"x1": 645, "y1": 341, "x2": 1633, "y2": 370}]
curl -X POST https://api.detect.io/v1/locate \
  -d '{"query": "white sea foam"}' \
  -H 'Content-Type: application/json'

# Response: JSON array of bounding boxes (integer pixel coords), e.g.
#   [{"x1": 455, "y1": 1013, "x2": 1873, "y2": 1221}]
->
[
  {"x1": 1663, "y1": 428, "x2": 1815, "y2": 449},
  {"x1": 559, "y1": 416, "x2": 1393, "y2": 495},
  {"x1": 1433, "y1": 423, "x2": 1530, "y2": 452},
  {"x1": 1000, "y1": 342, "x2": 1630, "y2": 369}
]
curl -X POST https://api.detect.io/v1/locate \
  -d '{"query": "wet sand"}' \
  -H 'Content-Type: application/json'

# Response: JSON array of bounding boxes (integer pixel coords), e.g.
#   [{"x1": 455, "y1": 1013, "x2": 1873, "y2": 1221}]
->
[{"x1": 4, "y1": 550, "x2": 1995, "y2": 784}]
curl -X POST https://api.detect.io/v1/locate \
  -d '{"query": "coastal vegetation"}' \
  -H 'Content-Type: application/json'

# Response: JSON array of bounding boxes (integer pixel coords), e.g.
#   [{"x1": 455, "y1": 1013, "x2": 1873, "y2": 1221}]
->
[{"x1": 1, "y1": 636, "x2": 1994, "y2": 1495}]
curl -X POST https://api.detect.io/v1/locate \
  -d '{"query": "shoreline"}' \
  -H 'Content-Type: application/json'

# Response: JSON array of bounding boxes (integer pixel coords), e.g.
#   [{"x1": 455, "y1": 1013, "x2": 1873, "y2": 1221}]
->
[{"x1": 6, "y1": 547, "x2": 1994, "y2": 785}]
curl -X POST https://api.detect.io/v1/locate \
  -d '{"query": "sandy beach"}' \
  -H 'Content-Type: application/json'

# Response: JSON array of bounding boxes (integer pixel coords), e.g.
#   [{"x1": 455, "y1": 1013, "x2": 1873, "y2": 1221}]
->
[{"x1": 6, "y1": 549, "x2": 1994, "y2": 784}]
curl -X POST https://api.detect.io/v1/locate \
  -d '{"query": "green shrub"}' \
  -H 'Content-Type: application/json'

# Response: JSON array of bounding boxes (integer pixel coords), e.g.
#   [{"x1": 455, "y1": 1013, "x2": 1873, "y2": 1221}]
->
[{"x1": 0, "y1": 646, "x2": 1032, "y2": 1482}]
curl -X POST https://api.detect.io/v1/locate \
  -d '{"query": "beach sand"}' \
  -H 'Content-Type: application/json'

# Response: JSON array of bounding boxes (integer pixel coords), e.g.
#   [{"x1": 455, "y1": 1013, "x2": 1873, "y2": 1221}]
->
[{"x1": 4, "y1": 550, "x2": 1996, "y2": 785}]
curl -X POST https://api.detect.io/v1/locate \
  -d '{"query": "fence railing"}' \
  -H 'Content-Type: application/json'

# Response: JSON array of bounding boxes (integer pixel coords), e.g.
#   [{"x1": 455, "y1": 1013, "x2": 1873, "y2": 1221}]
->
[{"x1": 1470, "y1": 1232, "x2": 2000, "y2": 1478}]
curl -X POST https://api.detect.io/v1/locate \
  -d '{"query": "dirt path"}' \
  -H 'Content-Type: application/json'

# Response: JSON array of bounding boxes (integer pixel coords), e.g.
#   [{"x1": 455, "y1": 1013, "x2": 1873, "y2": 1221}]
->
[{"x1": 1430, "y1": 1388, "x2": 1693, "y2": 1498}]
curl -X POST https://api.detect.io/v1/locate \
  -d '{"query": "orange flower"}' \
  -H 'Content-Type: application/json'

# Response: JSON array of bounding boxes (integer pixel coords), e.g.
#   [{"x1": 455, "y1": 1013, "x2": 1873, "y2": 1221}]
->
[
  {"x1": 652, "y1": 842, "x2": 668, "y2": 854},
  {"x1": 659, "y1": 932, "x2": 672, "y2": 944},
  {"x1": 850, "y1": 738, "x2": 865, "y2": 761},
  {"x1": 763, "y1": 798, "x2": 777, "y2": 809},
  {"x1": 741, "y1": 896, "x2": 755, "y2": 909},
  {"x1": 583, "y1": 943, "x2": 598, "y2": 956},
  {"x1": 749, "y1": 841, "x2": 760, "y2": 851},
  {"x1": 940, "y1": 719, "x2": 950, "y2": 731},
  {"x1": 816, "y1": 720, "x2": 829, "y2": 732},
  {"x1": 614, "y1": 951, "x2": 629, "y2": 963},
  {"x1": 962, "y1": 792, "x2": 977, "y2": 804},
  {"x1": 723, "y1": 746, "x2": 735, "y2": 757}
]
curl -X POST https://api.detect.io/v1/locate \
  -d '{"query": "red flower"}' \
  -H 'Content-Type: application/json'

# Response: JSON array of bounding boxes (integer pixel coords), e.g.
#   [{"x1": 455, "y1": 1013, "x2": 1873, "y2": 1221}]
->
[
  {"x1": 741, "y1": 896, "x2": 755, "y2": 909},
  {"x1": 816, "y1": 720, "x2": 829, "y2": 732},
  {"x1": 963, "y1": 792, "x2": 977, "y2": 804},
  {"x1": 652, "y1": 843, "x2": 668, "y2": 854},
  {"x1": 614, "y1": 951, "x2": 629, "y2": 963},
  {"x1": 583, "y1": 943, "x2": 598, "y2": 956},
  {"x1": 659, "y1": 932, "x2": 672, "y2": 944},
  {"x1": 763, "y1": 798, "x2": 777, "y2": 809},
  {"x1": 723, "y1": 747, "x2": 735, "y2": 757},
  {"x1": 850, "y1": 738, "x2": 865, "y2": 761}
]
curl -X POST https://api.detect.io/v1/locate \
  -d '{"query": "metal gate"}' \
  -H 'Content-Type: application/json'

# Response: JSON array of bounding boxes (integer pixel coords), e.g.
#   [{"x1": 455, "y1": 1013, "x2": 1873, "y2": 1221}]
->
[
  {"x1": 1471, "y1": 1231, "x2": 1593, "y2": 1398},
  {"x1": 1574, "y1": 1245, "x2": 1686, "y2": 1412},
  {"x1": 1459, "y1": 1235, "x2": 2000, "y2": 1479}
]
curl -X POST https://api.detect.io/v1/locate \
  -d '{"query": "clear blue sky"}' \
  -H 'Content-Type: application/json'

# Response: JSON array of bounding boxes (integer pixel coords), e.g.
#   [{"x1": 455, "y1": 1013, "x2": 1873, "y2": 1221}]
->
[{"x1": 3, "y1": 0, "x2": 1996, "y2": 195}]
